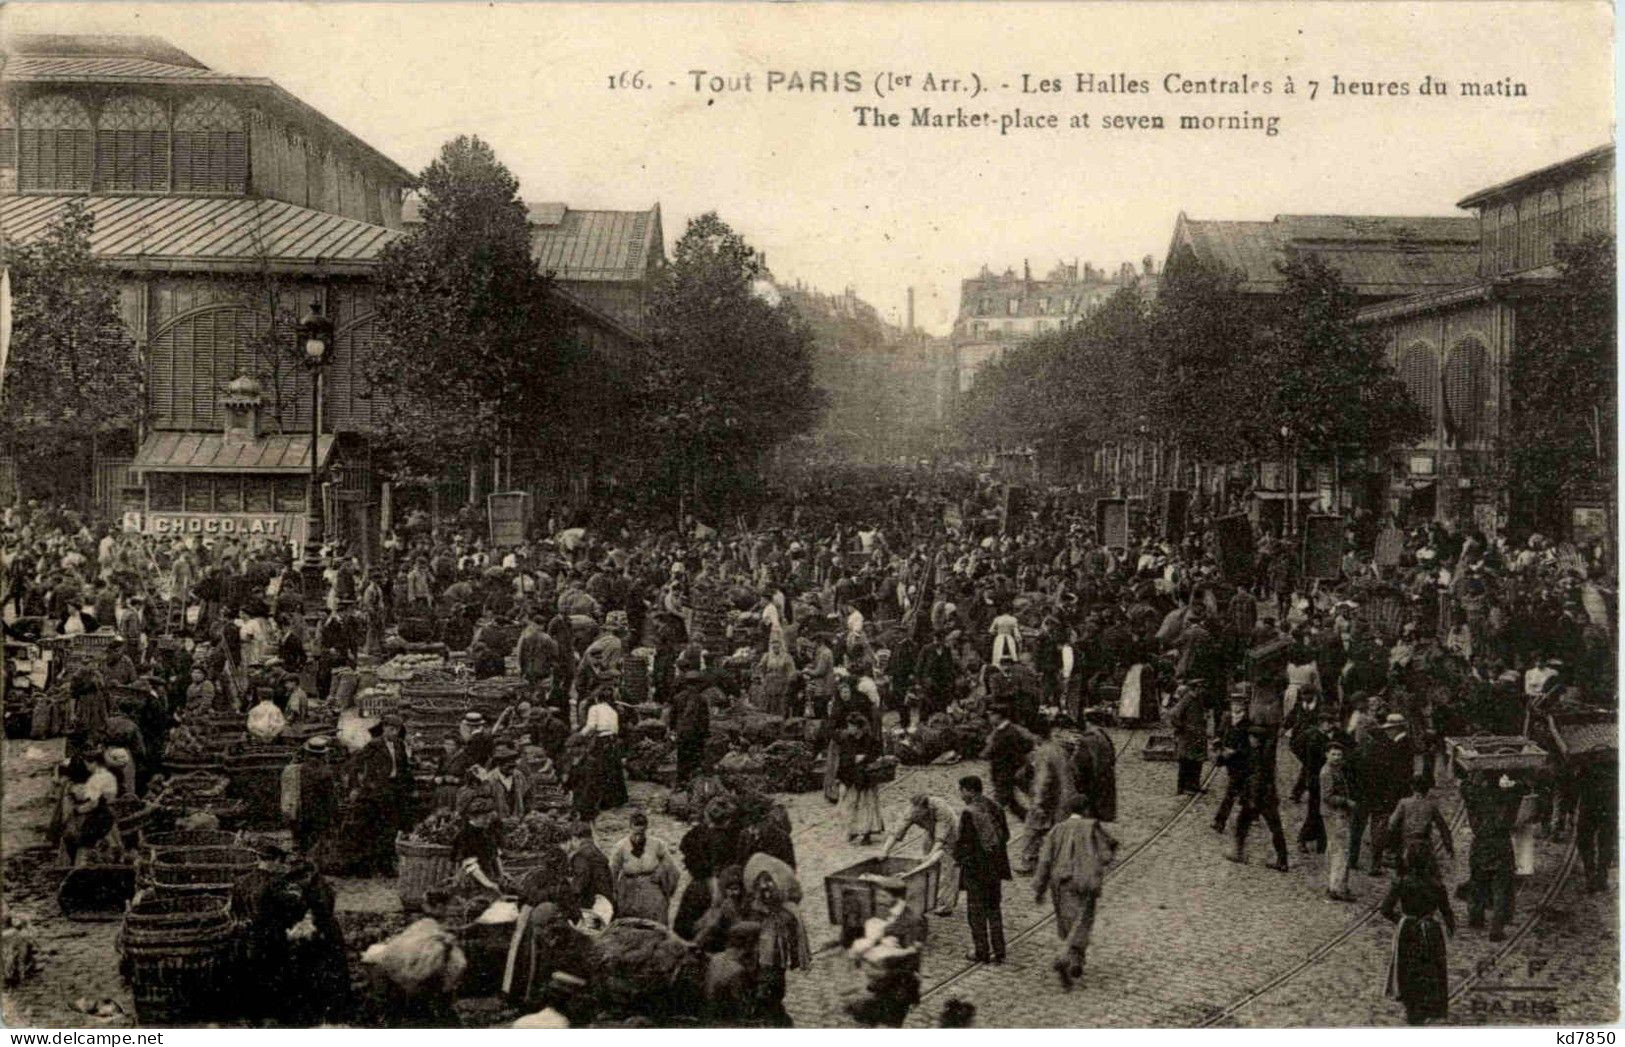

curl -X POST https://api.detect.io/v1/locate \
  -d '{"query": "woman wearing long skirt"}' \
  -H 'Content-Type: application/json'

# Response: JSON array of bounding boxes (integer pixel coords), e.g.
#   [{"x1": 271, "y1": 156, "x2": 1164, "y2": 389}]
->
[
  {"x1": 1380, "y1": 845, "x2": 1457, "y2": 1025},
  {"x1": 608, "y1": 811, "x2": 680, "y2": 924},
  {"x1": 753, "y1": 637, "x2": 798, "y2": 718},
  {"x1": 836, "y1": 713, "x2": 885, "y2": 844}
]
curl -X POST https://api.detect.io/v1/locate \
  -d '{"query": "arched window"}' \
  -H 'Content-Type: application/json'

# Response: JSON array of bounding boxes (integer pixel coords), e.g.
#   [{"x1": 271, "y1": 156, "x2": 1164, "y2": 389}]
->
[
  {"x1": 19, "y1": 94, "x2": 93, "y2": 191},
  {"x1": 0, "y1": 99, "x2": 15, "y2": 173},
  {"x1": 1585, "y1": 171, "x2": 1610, "y2": 234},
  {"x1": 173, "y1": 96, "x2": 246, "y2": 193},
  {"x1": 1443, "y1": 338, "x2": 1493, "y2": 445},
  {"x1": 1398, "y1": 342, "x2": 1439, "y2": 428},
  {"x1": 1495, "y1": 203, "x2": 1517, "y2": 275},
  {"x1": 95, "y1": 94, "x2": 169, "y2": 191},
  {"x1": 1538, "y1": 189, "x2": 1561, "y2": 264}
]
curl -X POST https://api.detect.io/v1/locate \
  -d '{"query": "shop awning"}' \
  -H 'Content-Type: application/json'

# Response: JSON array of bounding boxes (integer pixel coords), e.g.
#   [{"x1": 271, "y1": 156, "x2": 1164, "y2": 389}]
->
[{"x1": 132, "y1": 431, "x2": 335, "y2": 474}]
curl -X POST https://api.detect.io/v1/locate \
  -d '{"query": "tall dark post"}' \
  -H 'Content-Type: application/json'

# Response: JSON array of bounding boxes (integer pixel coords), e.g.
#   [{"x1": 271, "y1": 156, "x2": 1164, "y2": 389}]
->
[{"x1": 297, "y1": 301, "x2": 334, "y2": 615}]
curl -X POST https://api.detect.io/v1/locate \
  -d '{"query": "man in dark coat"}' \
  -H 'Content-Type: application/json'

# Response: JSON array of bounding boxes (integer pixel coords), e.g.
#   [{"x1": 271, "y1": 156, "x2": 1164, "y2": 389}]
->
[
  {"x1": 1212, "y1": 689, "x2": 1256, "y2": 833},
  {"x1": 954, "y1": 775, "x2": 1011, "y2": 963},
  {"x1": 294, "y1": 737, "x2": 340, "y2": 862},
  {"x1": 1070, "y1": 721, "x2": 1118, "y2": 823},
  {"x1": 1168, "y1": 682, "x2": 1209, "y2": 795},
  {"x1": 1462, "y1": 771, "x2": 1522, "y2": 940},
  {"x1": 671, "y1": 670, "x2": 713, "y2": 785},
  {"x1": 980, "y1": 705, "x2": 1034, "y2": 821},
  {"x1": 563, "y1": 818, "x2": 614, "y2": 912}
]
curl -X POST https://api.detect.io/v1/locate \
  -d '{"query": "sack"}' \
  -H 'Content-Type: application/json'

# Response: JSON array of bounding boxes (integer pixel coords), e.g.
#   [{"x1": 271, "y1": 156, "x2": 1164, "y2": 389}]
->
[
  {"x1": 280, "y1": 763, "x2": 301, "y2": 822},
  {"x1": 247, "y1": 701, "x2": 285, "y2": 742},
  {"x1": 362, "y1": 917, "x2": 467, "y2": 994}
]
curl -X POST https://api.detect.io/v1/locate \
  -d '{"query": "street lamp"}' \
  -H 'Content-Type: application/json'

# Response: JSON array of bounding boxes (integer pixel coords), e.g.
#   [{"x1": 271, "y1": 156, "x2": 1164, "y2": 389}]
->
[
  {"x1": 298, "y1": 301, "x2": 334, "y2": 613},
  {"x1": 1280, "y1": 423, "x2": 1298, "y2": 536}
]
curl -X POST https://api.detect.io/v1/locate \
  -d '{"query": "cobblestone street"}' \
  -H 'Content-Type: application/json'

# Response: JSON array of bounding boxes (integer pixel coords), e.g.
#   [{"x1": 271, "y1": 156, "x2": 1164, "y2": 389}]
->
[{"x1": 4, "y1": 727, "x2": 1617, "y2": 1028}]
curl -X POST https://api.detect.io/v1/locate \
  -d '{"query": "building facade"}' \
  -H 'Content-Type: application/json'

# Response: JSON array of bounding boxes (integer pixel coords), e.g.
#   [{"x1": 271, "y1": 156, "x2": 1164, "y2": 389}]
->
[
  {"x1": 1357, "y1": 145, "x2": 1615, "y2": 540},
  {"x1": 2, "y1": 34, "x2": 650, "y2": 538},
  {"x1": 0, "y1": 33, "x2": 417, "y2": 541},
  {"x1": 950, "y1": 258, "x2": 1159, "y2": 394}
]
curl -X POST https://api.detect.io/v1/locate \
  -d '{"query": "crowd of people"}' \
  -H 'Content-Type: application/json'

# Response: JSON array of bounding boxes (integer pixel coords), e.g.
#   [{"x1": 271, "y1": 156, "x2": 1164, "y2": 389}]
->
[{"x1": 0, "y1": 469, "x2": 1614, "y2": 1027}]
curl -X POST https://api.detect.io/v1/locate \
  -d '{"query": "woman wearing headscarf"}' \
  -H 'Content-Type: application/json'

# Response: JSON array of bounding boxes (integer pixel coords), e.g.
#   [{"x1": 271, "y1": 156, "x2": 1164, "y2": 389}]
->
[
  {"x1": 753, "y1": 634, "x2": 798, "y2": 718},
  {"x1": 607, "y1": 811, "x2": 681, "y2": 924},
  {"x1": 837, "y1": 713, "x2": 885, "y2": 844},
  {"x1": 744, "y1": 852, "x2": 811, "y2": 1027}
]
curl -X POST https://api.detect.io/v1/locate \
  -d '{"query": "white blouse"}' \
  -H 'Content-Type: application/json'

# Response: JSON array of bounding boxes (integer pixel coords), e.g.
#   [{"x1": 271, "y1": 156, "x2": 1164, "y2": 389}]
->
[{"x1": 584, "y1": 702, "x2": 619, "y2": 736}]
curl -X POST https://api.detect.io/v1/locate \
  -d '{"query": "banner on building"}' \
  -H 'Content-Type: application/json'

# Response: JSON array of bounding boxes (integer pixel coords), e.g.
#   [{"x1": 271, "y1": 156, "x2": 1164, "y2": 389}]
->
[
  {"x1": 1096, "y1": 497, "x2": 1128, "y2": 550},
  {"x1": 488, "y1": 491, "x2": 532, "y2": 548},
  {"x1": 1302, "y1": 514, "x2": 1344, "y2": 580}
]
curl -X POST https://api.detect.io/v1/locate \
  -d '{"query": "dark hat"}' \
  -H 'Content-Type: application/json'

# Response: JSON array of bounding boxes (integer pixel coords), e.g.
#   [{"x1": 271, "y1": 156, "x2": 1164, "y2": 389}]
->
[{"x1": 492, "y1": 744, "x2": 520, "y2": 764}]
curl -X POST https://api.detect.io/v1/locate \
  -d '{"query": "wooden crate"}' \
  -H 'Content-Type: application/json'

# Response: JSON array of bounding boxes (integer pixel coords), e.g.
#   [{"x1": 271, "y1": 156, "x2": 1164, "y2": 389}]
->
[{"x1": 823, "y1": 855, "x2": 939, "y2": 945}]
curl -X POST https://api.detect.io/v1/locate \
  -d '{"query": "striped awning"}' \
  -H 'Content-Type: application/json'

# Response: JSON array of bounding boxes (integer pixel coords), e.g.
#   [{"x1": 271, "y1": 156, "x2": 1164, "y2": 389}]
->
[{"x1": 133, "y1": 431, "x2": 335, "y2": 474}]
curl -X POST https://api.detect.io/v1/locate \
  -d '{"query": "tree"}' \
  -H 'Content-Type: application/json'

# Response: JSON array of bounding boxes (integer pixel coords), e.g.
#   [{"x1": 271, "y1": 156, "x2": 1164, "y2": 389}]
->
[
  {"x1": 642, "y1": 213, "x2": 826, "y2": 512},
  {"x1": 1, "y1": 200, "x2": 141, "y2": 505},
  {"x1": 367, "y1": 135, "x2": 587, "y2": 483},
  {"x1": 1505, "y1": 233, "x2": 1616, "y2": 540},
  {"x1": 1151, "y1": 248, "x2": 1270, "y2": 465},
  {"x1": 1259, "y1": 253, "x2": 1427, "y2": 465}
]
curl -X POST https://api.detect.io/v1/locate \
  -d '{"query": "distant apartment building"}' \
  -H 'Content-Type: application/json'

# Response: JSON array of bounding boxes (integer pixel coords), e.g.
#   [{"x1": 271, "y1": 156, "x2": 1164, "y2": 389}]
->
[{"x1": 950, "y1": 258, "x2": 1159, "y2": 393}]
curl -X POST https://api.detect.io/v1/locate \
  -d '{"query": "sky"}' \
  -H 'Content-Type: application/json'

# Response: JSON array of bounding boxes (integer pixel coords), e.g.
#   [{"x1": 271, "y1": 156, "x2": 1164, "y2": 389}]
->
[{"x1": 5, "y1": 2, "x2": 1615, "y2": 334}]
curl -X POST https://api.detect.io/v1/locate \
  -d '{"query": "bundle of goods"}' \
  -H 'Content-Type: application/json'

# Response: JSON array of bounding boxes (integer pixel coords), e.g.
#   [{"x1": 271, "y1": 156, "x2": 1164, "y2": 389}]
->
[
  {"x1": 117, "y1": 892, "x2": 239, "y2": 1025},
  {"x1": 359, "y1": 917, "x2": 466, "y2": 1001},
  {"x1": 660, "y1": 775, "x2": 764, "y2": 824},
  {"x1": 396, "y1": 618, "x2": 438, "y2": 644},
  {"x1": 397, "y1": 810, "x2": 459, "y2": 911},
  {"x1": 712, "y1": 711, "x2": 788, "y2": 748},
  {"x1": 622, "y1": 737, "x2": 675, "y2": 784},
  {"x1": 26, "y1": 683, "x2": 72, "y2": 740},
  {"x1": 585, "y1": 918, "x2": 708, "y2": 1022},
  {"x1": 137, "y1": 846, "x2": 258, "y2": 898},
  {"x1": 890, "y1": 722, "x2": 960, "y2": 766},
  {"x1": 756, "y1": 739, "x2": 821, "y2": 792}
]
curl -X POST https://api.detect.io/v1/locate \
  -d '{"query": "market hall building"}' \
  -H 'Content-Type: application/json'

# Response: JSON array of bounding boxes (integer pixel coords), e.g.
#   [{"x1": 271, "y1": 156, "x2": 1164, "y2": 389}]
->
[
  {"x1": 0, "y1": 34, "x2": 647, "y2": 545},
  {"x1": 1357, "y1": 144, "x2": 1616, "y2": 542}
]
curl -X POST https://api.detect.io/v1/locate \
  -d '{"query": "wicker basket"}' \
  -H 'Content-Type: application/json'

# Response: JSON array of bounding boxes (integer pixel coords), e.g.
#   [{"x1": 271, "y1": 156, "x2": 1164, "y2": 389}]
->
[
  {"x1": 141, "y1": 829, "x2": 242, "y2": 851},
  {"x1": 396, "y1": 834, "x2": 455, "y2": 911},
  {"x1": 119, "y1": 915, "x2": 238, "y2": 1025},
  {"x1": 163, "y1": 754, "x2": 224, "y2": 775},
  {"x1": 123, "y1": 891, "x2": 233, "y2": 935},
  {"x1": 140, "y1": 846, "x2": 258, "y2": 896}
]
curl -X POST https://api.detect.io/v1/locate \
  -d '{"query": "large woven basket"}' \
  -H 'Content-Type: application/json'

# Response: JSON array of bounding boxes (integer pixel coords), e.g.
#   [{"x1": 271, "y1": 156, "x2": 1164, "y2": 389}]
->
[
  {"x1": 396, "y1": 834, "x2": 454, "y2": 911},
  {"x1": 120, "y1": 920, "x2": 238, "y2": 1024},
  {"x1": 141, "y1": 829, "x2": 243, "y2": 851}
]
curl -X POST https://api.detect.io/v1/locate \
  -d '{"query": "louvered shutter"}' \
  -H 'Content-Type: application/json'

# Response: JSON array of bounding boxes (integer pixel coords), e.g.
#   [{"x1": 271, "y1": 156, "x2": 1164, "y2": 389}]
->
[
  {"x1": 174, "y1": 97, "x2": 247, "y2": 193},
  {"x1": 19, "y1": 96, "x2": 93, "y2": 191}
]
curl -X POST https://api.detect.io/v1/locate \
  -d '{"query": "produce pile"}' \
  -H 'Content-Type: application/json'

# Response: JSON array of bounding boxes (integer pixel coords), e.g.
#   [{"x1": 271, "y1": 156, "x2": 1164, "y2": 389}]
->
[
  {"x1": 586, "y1": 919, "x2": 707, "y2": 1021},
  {"x1": 403, "y1": 808, "x2": 461, "y2": 847},
  {"x1": 501, "y1": 811, "x2": 567, "y2": 852},
  {"x1": 377, "y1": 653, "x2": 458, "y2": 683},
  {"x1": 151, "y1": 771, "x2": 230, "y2": 805},
  {"x1": 162, "y1": 724, "x2": 217, "y2": 761},
  {"x1": 892, "y1": 711, "x2": 988, "y2": 765},
  {"x1": 622, "y1": 738, "x2": 674, "y2": 784}
]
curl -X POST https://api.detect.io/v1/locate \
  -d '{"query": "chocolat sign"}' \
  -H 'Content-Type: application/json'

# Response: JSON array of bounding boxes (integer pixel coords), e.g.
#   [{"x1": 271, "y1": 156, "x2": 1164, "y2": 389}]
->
[{"x1": 141, "y1": 512, "x2": 305, "y2": 542}]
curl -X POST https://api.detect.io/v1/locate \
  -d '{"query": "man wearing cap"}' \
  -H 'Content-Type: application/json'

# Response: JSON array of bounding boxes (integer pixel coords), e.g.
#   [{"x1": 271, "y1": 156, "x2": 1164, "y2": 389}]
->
[
  {"x1": 1212, "y1": 689, "x2": 1256, "y2": 834},
  {"x1": 293, "y1": 736, "x2": 339, "y2": 862},
  {"x1": 1462, "y1": 770, "x2": 1523, "y2": 940}
]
